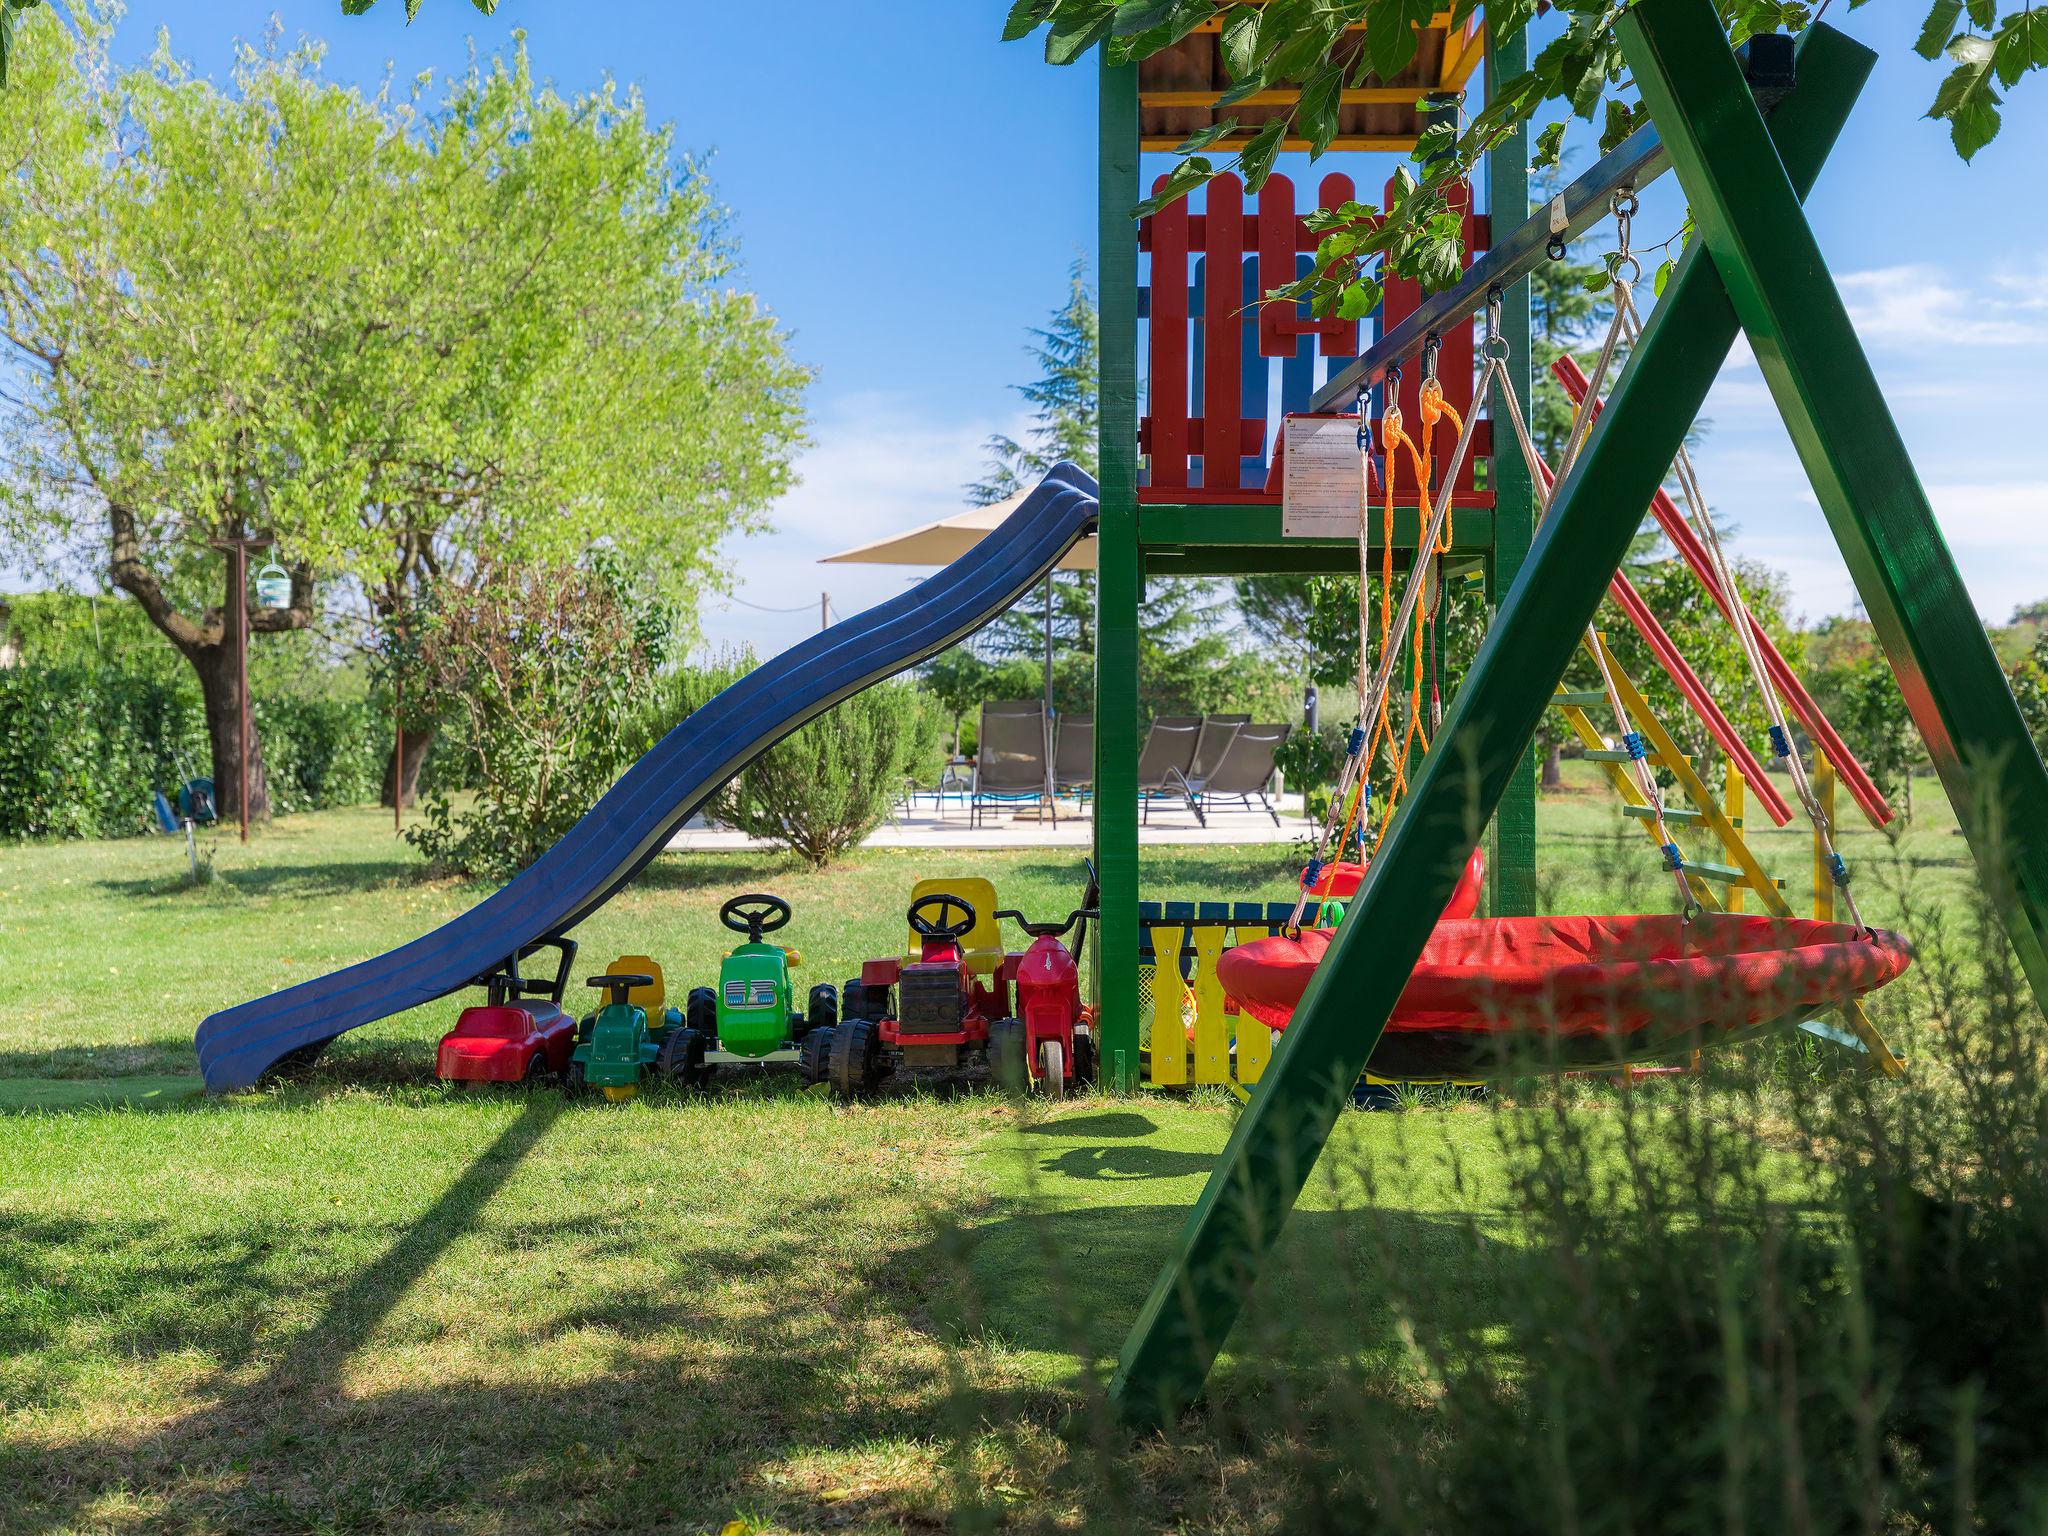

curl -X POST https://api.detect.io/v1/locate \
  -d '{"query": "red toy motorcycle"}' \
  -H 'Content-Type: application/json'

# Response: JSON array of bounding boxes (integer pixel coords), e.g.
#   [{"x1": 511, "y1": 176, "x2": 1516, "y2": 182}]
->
[{"x1": 989, "y1": 900, "x2": 1099, "y2": 1097}]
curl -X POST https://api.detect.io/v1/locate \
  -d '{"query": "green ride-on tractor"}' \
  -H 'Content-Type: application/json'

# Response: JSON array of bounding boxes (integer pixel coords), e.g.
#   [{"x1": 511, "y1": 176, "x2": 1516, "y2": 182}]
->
[
  {"x1": 656, "y1": 893, "x2": 837, "y2": 1088},
  {"x1": 565, "y1": 961, "x2": 678, "y2": 1102}
]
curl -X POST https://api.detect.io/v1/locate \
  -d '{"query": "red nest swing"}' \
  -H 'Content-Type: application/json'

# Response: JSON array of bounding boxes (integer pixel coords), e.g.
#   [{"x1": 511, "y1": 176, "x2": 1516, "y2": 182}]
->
[{"x1": 1219, "y1": 908, "x2": 1911, "y2": 1079}]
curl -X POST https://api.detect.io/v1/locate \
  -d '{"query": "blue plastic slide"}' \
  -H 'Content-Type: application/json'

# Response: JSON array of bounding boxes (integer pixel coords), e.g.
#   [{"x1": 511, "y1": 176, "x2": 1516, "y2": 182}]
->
[{"x1": 196, "y1": 464, "x2": 1100, "y2": 1090}]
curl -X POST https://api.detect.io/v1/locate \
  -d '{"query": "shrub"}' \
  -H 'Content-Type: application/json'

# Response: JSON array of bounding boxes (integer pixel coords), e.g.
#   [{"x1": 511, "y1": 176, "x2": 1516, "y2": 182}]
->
[
  {"x1": 405, "y1": 554, "x2": 674, "y2": 880},
  {"x1": 667, "y1": 651, "x2": 940, "y2": 867}
]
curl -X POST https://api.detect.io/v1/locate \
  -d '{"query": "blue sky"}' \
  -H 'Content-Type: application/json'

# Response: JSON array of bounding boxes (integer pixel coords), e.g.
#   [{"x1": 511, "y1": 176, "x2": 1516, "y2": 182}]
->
[{"x1": 105, "y1": 1, "x2": 2048, "y2": 656}]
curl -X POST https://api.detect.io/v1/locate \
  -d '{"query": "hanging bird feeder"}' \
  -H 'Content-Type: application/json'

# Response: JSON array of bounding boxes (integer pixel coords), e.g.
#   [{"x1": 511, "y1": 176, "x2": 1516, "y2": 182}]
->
[{"x1": 254, "y1": 560, "x2": 292, "y2": 611}]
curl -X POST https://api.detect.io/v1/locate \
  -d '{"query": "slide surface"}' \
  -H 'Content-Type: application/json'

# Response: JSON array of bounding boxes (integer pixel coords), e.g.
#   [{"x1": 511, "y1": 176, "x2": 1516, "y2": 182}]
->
[{"x1": 196, "y1": 464, "x2": 1100, "y2": 1090}]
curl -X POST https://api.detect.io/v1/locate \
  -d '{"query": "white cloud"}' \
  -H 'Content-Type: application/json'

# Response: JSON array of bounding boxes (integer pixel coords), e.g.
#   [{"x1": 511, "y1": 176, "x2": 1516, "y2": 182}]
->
[
  {"x1": 1838, "y1": 264, "x2": 2048, "y2": 351},
  {"x1": 696, "y1": 391, "x2": 1033, "y2": 659}
]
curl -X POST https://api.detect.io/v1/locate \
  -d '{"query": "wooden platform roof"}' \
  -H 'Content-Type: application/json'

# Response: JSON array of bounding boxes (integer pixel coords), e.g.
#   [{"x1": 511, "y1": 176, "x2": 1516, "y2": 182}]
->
[{"x1": 1138, "y1": 11, "x2": 1485, "y2": 153}]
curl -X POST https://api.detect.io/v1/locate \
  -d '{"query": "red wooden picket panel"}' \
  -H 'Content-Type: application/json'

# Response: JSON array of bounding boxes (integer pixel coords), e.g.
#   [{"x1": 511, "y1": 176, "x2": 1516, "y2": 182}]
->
[
  {"x1": 1139, "y1": 171, "x2": 1495, "y2": 510},
  {"x1": 1256, "y1": 172, "x2": 1362, "y2": 359}
]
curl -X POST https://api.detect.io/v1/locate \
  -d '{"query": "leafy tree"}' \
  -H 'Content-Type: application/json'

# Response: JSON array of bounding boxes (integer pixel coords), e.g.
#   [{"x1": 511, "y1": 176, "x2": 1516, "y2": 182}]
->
[
  {"x1": 0, "y1": 11, "x2": 806, "y2": 825},
  {"x1": 405, "y1": 552, "x2": 676, "y2": 879},
  {"x1": 1006, "y1": 0, "x2": 2041, "y2": 323},
  {"x1": 1806, "y1": 613, "x2": 1922, "y2": 822}
]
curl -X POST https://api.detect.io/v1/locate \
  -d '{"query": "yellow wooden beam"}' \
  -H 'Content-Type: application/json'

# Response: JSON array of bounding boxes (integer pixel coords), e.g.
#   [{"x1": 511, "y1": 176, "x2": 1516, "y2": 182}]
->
[
  {"x1": 1141, "y1": 86, "x2": 1426, "y2": 107},
  {"x1": 1141, "y1": 134, "x2": 1422, "y2": 152},
  {"x1": 1147, "y1": 931, "x2": 1188, "y2": 1086},
  {"x1": 1438, "y1": 17, "x2": 1486, "y2": 92}
]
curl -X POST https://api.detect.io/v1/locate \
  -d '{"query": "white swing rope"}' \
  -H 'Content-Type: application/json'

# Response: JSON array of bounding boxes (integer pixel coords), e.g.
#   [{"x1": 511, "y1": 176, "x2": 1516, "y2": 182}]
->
[
  {"x1": 1286, "y1": 296, "x2": 1514, "y2": 933},
  {"x1": 1503, "y1": 190, "x2": 1699, "y2": 916},
  {"x1": 1606, "y1": 281, "x2": 1872, "y2": 935}
]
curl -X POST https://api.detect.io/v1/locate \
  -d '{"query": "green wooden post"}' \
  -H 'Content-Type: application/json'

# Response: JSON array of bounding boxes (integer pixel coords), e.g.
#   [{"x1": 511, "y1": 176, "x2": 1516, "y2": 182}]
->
[
  {"x1": 1094, "y1": 53, "x2": 1144, "y2": 1089},
  {"x1": 1622, "y1": 0, "x2": 2048, "y2": 1004},
  {"x1": 1107, "y1": 25, "x2": 1871, "y2": 1425},
  {"x1": 1483, "y1": 9, "x2": 1538, "y2": 918}
]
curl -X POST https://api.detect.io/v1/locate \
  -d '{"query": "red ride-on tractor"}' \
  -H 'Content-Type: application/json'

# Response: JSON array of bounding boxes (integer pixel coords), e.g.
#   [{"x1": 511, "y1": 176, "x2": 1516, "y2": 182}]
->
[
  {"x1": 815, "y1": 877, "x2": 1013, "y2": 1099},
  {"x1": 988, "y1": 900, "x2": 1099, "y2": 1097}
]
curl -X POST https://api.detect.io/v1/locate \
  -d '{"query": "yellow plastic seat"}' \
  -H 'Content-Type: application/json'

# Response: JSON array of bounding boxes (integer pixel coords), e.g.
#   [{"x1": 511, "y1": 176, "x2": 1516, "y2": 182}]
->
[
  {"x1": 604, "y1": 954, "x2": 665, "y2": 1009},
  {"x1": 903, "y1": 876, "x2": 1006, "y2": 974}
]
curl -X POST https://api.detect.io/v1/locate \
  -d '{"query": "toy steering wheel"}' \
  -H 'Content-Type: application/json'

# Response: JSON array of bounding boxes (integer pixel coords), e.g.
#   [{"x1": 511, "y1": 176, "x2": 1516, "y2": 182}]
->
[
  {"x1": 720, "y1": 893, "x2": 792, "y2": 943},
  {"x1": 996, "y1": 907, "x2": 1098, "y2": 940},
  {"x1": 908, "y1": 892, "x2": 977, "y2": 941},
  {"x1": 588, "y1": 973, "x2": 652, "y2": 1006}
]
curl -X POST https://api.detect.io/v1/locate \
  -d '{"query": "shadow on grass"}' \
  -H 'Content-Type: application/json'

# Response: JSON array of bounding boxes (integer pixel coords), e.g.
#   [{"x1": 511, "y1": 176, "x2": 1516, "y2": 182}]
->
[
  {"x1": 95, "y1": 857, "x2": 443, "y2": 902},
  {"x1": 0, "y1": 1091, "x2": 1509, "y2": 1533}
]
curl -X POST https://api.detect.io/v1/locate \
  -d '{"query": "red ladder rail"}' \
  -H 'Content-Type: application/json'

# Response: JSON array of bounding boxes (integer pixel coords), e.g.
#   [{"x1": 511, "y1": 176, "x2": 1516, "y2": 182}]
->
[{"x1": 1555, "y1": 354, "x2": 1895, "y2": 827}]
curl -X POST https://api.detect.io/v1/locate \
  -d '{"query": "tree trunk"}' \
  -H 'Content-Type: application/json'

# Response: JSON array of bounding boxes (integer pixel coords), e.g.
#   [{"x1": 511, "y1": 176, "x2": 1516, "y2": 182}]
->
[
  {"x1": 192, "y1": 643, "x2": 273, "y2": 826},
  {"x1": 381, "y1": 722, "x2": 436, "y2": 809},
  {"x1": 1542, "y1": 742, "x2": 1564, "y2": 790}
]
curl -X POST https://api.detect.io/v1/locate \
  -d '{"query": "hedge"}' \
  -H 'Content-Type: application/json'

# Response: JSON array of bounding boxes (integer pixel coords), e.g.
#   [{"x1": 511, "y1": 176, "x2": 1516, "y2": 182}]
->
[{"x1": 0, "y1": 664, "x2": 388, "y2": 839}]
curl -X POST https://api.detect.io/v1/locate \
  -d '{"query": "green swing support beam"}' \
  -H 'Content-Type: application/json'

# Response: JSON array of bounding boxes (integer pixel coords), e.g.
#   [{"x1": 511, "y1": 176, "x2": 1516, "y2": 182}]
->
[{"x1": 1109, "y1": 1, "x2": 2048, "y2": 1426}]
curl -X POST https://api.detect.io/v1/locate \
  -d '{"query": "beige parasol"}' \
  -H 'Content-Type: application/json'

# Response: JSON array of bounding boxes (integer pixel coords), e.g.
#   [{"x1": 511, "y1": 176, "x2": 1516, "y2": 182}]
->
[{"x1": 818, "y1": 485, "x2": 1097, "y2": 572}]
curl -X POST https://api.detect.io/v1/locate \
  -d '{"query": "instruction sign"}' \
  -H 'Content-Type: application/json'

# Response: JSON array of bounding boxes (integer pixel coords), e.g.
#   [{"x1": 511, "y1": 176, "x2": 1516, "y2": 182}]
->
[{"x1": 1280, "y1": 414, "x2": 1367, "y2": 538}]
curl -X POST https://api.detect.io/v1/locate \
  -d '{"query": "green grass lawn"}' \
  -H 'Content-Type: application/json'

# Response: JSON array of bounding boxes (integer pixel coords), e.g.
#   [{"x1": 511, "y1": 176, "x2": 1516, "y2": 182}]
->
[{"x1": 0, "y1": 765, "x2": 1979, "y2": 1531}]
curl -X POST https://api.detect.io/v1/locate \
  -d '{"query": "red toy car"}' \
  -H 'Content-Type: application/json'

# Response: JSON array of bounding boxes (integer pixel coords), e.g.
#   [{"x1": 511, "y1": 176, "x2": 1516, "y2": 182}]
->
[{"x1": 436, "y1": 938, "x2": 580, "y2": 1085}]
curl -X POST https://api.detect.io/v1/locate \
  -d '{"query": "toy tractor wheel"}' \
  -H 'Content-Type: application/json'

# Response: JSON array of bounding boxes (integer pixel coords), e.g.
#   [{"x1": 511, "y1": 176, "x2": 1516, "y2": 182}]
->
[
  {"x1": 686, "y1": 986, "x2": 717, "y2": 1037},
  {"x1": 657, "y1": 1028, "x2": 713, "y2": 1090},
  {"x1": 562, "y1": 1060, "x2": 589, "y2": 1099},
  {"x1": 807, "y1": 983, "x2": 839, "y2": 1040},
  {"x1": 1039, "y1": 1039, "x2": 1066, "y2": 1099},
  {"x1": 800, "y1": 1025, "x2": 836, "y2": 1086},
  {"x1": 829, "y1": 1018, "x2": 880, "y2": 1099},
  {"x1": 523, "y1": 1051, "x2": 555, "y2": 1088},
  {"x1": 988, "y1": 1018, "x2": 1029, "y2": 1096}
]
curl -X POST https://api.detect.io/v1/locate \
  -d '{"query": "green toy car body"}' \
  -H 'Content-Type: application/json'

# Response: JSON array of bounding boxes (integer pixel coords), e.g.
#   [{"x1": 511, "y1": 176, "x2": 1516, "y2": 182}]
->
[
  {"x1": 566, "y1": 969, "x2": 679, "y2": 1101},
  {"x1": 657, "y1": 894, "x2": 837, "y2": 1088}
]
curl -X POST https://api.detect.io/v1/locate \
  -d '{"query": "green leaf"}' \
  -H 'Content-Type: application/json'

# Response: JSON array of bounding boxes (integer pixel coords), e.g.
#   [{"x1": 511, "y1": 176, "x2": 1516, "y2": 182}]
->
[
  {"x1": 1297, "y1": 60, "x2": 1343, "y2": 156},
  {"x1": 1002, "y1": 0, "x2": 1061, "y2": 41},
  {"x1": 1532, "y1": 120, "x2": 1567, "y2": 169},
  {"x1": 1046, "y1": 1, "x2": 1117, "y2": 64},
  {"x1": 1412, "y1": 118, "x2": 1457, "y2": 165},
  {"x1": 1599, "y1": 97, "x2": 1640, "y2": 154},
  {"x1": 1929, "y1": 33, "x2": 2003, "y2": 159},
  {"x1": 1415, "y1": 232, "x2": 1462, "y2": 292},
  {"x1": 1219, "y1": 4, "x2": 1261, "y2": 80},
  {"x1": 1992, "y1": 9, "x2": 2048, "y2": 87},
  {"x1": 1965, "y1": 0, "x2": 1996, "y2": 30},
  {"x1": 1175, "y1": 118, "x2": 1241, "y2": 154},
  {"x1": 1133, "y1": 156, "x2": 1216, "y2": 219},
  {"x1": 406, "y1": 0, "x2": 423, "y2": 19},
  {"x1": 471, "y1": 0, "x2": 499, "y2": 12},
  {"x1": 1915, "y1": 0, "x2": 1964, "y2": 59},
  {"x1": 1111, "y1": 0, "x2": 1187, "y2": 34},
  {"x1": 1337, "y1": 280, "x2": 1382, "y2": 321},
  {"x1": 1238, "y1": 117, "x2": 1287, "y2": 192},
  {"x1": 1365, "y1": 4, "x2": 1418, "y2": 82},
  {"x1": 341, "y1": 0, "x2": 377, "y2": 12},
  {"x1": 1583, "y1": 268, "x2": 1613, "y2": 295},
  {"x1": 1653, "y1": 258, "x2": 1675, "y2": 298}
]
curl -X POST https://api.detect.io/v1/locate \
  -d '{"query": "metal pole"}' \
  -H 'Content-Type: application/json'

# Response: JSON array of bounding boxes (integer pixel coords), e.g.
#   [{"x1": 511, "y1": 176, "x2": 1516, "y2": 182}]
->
[
  {"x1": 1044, "y1": 573, "x2": 1056, "y2": 815},
  {"x1": 394, "y1": 674, "x2": 404, "y2": 835},
  {"x1": 821, "y1": 591, "x2": 829, "y2": 632},
  {"x1": 236, "y1": 542, "x2": 250, "y2": 844}
]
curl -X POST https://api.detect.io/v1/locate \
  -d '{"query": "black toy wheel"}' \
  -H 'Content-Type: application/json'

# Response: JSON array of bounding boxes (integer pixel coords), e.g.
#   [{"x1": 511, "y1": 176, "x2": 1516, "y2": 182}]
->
[
  {"x1": 800, "y1": 1025, "x2": 836, "y2": 1086},
  {"x1": 719, "y1": 893, "x2": 792, "y2": 942},
  {"x1": 1072, "y1": 1031, "x2": 1097, "y2": 1086},
  {"x1": 988, "y1": 1018, "x2": 1029, "y2": 1095},
  {"x1": 686, "y1": 985, "x2": 717, "y2": 1037},
  {"x1": 840, "y1": 978, "x2": 866, "y2": 1022},
  {"x1": 562, "y1": 1060, "x2": 589, "y2": 1098},
  {"x1": 907, "y1": 892, "x2": 976, "y2": 942},
  {"x1": 523, "y1": 1051, "x2": 554, "y2": 1087},
  {"x1": 807, "y1": 983, "x2": 839, "y2": 1038},
  {"x1": 657, "y1": 1028, "x2": 712, "y2": 1090},
  {"x1": 829, "y1": 1018, "x2": 881, "y2": 1099}
]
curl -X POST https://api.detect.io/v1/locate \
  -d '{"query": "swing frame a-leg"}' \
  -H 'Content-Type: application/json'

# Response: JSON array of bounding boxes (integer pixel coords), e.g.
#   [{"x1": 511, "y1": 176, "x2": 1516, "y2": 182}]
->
[{"x1": 1106, "y1": 7, "x2": 2025, "y2": 1427}]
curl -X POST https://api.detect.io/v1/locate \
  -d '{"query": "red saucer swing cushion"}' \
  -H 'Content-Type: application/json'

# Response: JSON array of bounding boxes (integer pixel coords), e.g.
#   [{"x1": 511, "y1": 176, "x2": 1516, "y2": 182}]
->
[
  {"x1": 1307, "y1": 846, "x2": 1486, "y2": 918},
  {"x1": 1218, "y1": 912, "x2": 1911, "y2": 1069}
]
